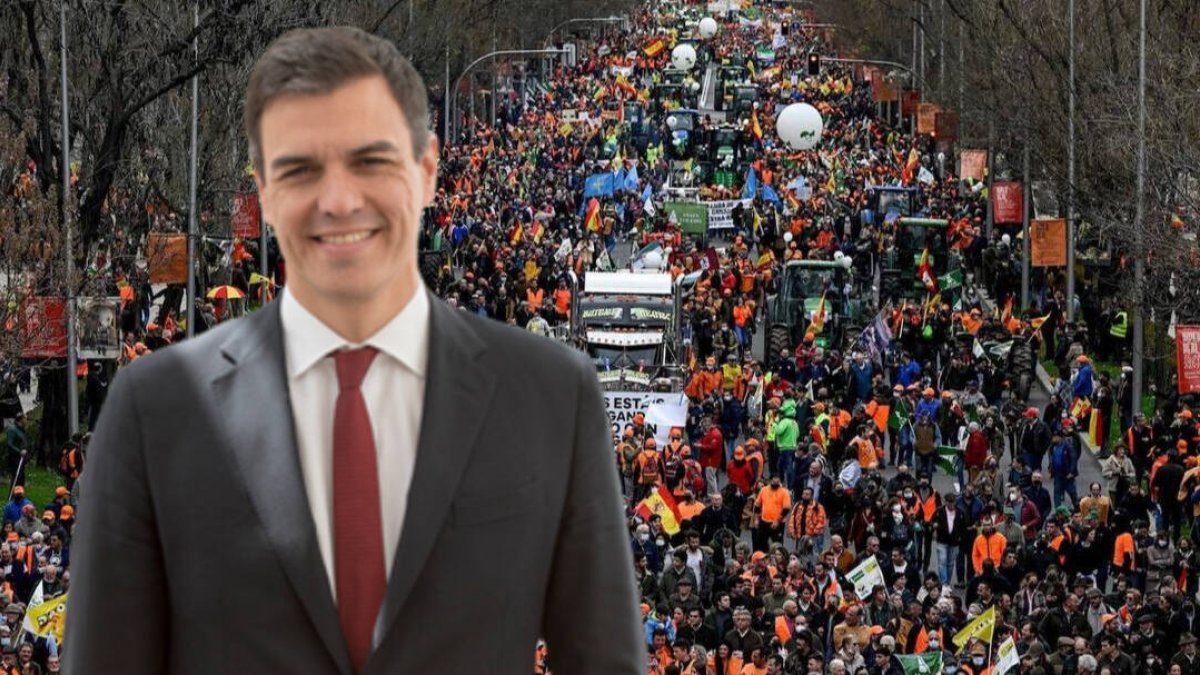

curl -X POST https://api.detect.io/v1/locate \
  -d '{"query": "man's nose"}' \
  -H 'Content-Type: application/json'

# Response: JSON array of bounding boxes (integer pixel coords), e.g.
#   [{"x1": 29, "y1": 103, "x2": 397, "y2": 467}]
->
[{"x1": 315, "y1": 164, "x2": 365, "y2": 218}]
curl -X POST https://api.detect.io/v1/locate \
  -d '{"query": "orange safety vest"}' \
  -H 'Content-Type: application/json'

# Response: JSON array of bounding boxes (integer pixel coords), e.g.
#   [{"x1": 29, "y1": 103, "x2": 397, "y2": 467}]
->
[
  {"x1": 1113, "y1": 531, "x2": 1137, "y2": 570},
  {"x1": 526, "y1": 287, "x2": 545, "y2": 308},
  {"x1": 913, "y1": 625, "x2": 944, "y2": 655},
  {"x1": 775, "y1": 614, "x2": 795, "y2": 645}
]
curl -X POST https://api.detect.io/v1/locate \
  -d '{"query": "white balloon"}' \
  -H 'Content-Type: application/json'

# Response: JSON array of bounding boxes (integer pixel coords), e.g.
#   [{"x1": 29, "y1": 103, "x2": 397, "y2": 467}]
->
[
  {"x1": 840, "y1": 256, "x2": 853, "y2": 269},
  {"x1": 783, "y1": 232, "x2": 794, "y2": 243},
  {"x1": 699, "y1": 17, "x2": 719, "y2": 39},
  {"x1": 671, "y1": 43, "x2": 697, "y2": 71},
  {"x1": 1001, "y1": 234, "x2": 1012, "y2": 246},
  {"x1": 776, "y1": 103, "x2": 824, "y2": 150},
  {"x1": 666, "y1": 115, "x2": 678, "y2": 129},
  {"x1": 642, "y1": 250, "x2": 664, "y2": 270},
  {"x1": 833, "y1": 251, "x2": 845, "y2": 261}
]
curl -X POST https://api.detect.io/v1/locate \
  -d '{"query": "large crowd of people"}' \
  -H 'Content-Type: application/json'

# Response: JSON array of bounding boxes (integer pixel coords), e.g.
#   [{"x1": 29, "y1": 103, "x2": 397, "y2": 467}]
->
[{"x1": 1, "y1": 1, "x2": 1197, "y2": 674}]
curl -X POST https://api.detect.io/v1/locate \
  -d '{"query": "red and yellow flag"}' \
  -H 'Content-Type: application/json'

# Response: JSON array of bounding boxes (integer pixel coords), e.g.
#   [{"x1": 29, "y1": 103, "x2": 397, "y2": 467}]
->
[
  {"x1": 644, "y1": 39, "x2": 666, "y2": 57},
  {"x1": 917, "y1": 248, "x2": 938, "y2": 292},
  {"x1": 750, "y1": 107, "x2": 763, "y2": 140},
  {"x1": 509, "y1": 224, "x2": 524, "y2": 246},
  {"x1": 531, "y1": 221, "x2": 546, "y2": 244},
  {"x1": 635, "y1": 485, "x2": 683, "y2": 534},
  {"x1": 584, "y1": 198, "x2": 602, "y2": 232},
  {"x1": 1030, "y1": 314, "x2": 1052, "y2": 332},
  {"x1": 810, "y1": 291, "x2": 827, "y2": 335},
  {"x1": 902, "y1": 147, "x2": 920, "y2": 185}
]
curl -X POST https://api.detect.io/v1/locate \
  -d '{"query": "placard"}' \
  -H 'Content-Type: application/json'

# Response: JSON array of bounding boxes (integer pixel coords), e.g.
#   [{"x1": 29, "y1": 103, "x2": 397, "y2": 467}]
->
[
  {"x1": 231, "y1": 192, "x2": 261, "y2": 239},
  {"x1": 917, "y1": 103, "x2": 939, "y2": 135},
  {"x1": 1030, "y1": 218, "x2": 1067, "y2": 267},
  {"x1": 20, "y1": 297, "x2": 67, "y2": 359},
  {"x1": 77, "y1": 297, "x2": 122, "y2": 360}
]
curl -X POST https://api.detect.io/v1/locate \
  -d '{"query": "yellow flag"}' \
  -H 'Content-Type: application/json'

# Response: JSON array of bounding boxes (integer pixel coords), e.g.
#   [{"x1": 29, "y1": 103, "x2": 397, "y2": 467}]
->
[
  {"x1": 952, "y1": 606, "x2": 996, "y2": 651},
  {"x1": 26, "y1": 592, "x2": 68, "y2": 644}
]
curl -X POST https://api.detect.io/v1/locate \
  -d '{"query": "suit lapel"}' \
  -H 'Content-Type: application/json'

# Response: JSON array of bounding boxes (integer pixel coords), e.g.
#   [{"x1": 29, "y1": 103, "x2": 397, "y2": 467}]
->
[
  {"x1": 373, "y1": 292, "x2": 495, "y2": 649},
  {"x1": 210, "y1": 302, "x2": 352, "y2": 674}
]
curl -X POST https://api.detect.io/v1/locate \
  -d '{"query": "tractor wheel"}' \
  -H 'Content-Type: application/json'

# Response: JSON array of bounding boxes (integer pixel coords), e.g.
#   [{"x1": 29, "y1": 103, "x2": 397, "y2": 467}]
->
[{"x1": 768, "y1": 325, "x2": 791, "y2": 362}]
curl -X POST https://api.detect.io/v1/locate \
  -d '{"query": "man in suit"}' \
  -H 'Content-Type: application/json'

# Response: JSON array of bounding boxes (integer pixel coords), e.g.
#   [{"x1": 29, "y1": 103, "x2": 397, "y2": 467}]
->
[{"x1": 65, "y1": 27, "x2": 642, "y2": 674}]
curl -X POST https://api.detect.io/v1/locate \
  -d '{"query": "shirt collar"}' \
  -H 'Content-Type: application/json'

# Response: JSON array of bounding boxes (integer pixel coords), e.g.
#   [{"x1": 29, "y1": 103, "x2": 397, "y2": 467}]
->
[{"x1": 280, "y1": 284, "x2": 430, "y2": 379}]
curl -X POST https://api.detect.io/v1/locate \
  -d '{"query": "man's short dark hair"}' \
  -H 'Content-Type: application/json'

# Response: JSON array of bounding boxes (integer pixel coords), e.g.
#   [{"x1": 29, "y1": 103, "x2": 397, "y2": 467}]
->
[{"x1": 244, "y1": 26, "x2": 432, "y2": 176}]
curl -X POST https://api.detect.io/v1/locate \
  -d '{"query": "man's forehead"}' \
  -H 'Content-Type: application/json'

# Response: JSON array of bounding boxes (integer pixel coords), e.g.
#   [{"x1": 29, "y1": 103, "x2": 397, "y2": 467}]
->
[{"x1": 259, "y1": 76, "x2": 411, "y2": 160}]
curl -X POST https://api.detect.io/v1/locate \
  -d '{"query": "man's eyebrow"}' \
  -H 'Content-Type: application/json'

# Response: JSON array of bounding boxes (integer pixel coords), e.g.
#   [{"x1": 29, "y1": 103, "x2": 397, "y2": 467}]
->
[
  {"x1": 269, "y1": 141, "x2": 400, "y2": 172},
  {"x1": 347, "y1": 140, "x2": 400, "y2": 156}
]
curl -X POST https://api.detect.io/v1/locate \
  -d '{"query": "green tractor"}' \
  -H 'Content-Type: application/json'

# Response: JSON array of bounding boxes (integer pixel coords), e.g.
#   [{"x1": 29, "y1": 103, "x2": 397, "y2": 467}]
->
[
  {"x1": 765, "y1": 259, "x2": 867, "y2": 359},
  {"x1": 872, "y1": 187, "x2": 960, "y2": 304}
]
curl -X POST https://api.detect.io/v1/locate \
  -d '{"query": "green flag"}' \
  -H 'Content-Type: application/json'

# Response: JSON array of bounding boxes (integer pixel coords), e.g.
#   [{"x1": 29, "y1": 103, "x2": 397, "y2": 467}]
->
[
  {"x1": 939, "y1": 269, "x2": 963, "y2": 291},
  {"x1": 898, "y1": 652, "x2": 943, "y2": 675},
  {"x1": 935, "y1": 446, "x2": 959, "y2": 476}
]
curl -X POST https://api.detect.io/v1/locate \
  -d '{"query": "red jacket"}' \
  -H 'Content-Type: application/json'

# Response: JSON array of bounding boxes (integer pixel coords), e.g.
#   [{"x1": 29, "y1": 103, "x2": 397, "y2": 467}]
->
[
  {"x1": 965, "y1": 430, "x2": 989, "y2": 467},
  {"x1": 698, "y1": 428, "x2": 725, "y2": 470},
  {"x1": 727, "y1": 459, "x2": 756, "y2": 495}
]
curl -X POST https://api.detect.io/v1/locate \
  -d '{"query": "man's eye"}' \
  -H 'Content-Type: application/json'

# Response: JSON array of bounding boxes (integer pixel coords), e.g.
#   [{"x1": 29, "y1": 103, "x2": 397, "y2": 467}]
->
[
  {"x1": 359, "y1": 157, "x2": 389, "y2": 167},
  {"x1": 279, "y1": 166, "x2": 310, "y2": 179}
]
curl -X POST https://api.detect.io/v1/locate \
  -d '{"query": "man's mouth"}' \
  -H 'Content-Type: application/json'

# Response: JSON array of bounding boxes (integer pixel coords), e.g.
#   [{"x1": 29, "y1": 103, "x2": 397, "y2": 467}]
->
[{"x1": 313, "y1": 230, "x2": 377, "y2": 245}]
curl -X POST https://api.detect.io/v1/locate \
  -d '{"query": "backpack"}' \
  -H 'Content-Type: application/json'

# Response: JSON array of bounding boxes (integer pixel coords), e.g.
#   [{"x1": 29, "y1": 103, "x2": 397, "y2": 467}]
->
[{"x1": 639, "y1": 453, "x2": 661, "y2": 485}]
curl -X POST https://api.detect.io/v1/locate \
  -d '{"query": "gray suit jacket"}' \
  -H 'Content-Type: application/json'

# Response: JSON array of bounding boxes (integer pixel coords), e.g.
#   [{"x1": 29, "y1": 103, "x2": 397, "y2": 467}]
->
[{"x1": 64, "y1": 293, "x2": 643, "y2": 673}]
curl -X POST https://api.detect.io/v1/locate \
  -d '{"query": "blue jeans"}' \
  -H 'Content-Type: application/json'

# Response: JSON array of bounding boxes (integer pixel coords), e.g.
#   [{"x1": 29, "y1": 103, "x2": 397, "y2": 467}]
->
[
  {"x1": 916, "y1": 452, "x2": 935, "y2": 477},
  {"x1": 936, "y1": 542, "x2": 957, "y2": 584},
  {"x1": 1053, "y1": 475, "x2": 1079, "y2": 509},
  {"x1": 725, "y1": 437, "x2": 738, "y2": 464},
  {"x1": 735, "y1": 326, "x2": 749, "y2": 347},
  {"x1": 778, "y1": 450, "x2": 796, "y2": 491}
]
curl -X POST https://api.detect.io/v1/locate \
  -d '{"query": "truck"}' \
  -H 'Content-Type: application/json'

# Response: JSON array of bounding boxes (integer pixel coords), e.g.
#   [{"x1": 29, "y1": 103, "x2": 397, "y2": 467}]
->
[
  {"x1": 568, "y1": 271, "x2": 688, "y2": 393},
  {"x1": 764, "y1": 259, "x2": 867, "y2": 359}
]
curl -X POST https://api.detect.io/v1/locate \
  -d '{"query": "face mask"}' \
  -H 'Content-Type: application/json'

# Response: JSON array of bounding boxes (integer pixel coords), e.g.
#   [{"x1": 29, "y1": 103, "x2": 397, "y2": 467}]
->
[
  {"x1": 638, "y1": 533, "x2": 650, "y2": 542},
  {"x1": 1158, "y1": 539, "x2": 1169, "y2": 547},
  {"x1": 945, "y1": 667, "x2": 957, "y2": 675},
  {"x1": 972, "y1": 658, "x2": 985, "y2": 667},
  {"x1": 904, "y1": 491, "x2": 914, "y2": 499},
  {"x1": 893, "y1": 513, "x2": 904, "y2": 523}
]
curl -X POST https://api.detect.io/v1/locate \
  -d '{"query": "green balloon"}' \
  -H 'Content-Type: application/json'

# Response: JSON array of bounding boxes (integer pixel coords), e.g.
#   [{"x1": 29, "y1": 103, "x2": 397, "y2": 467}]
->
[{"x1": 922, "y1": 325, "x2": 934, "y2": 339}]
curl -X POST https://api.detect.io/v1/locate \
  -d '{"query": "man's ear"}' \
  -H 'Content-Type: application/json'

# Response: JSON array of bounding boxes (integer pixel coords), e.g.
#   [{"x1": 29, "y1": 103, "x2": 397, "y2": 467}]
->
[{"x1": 419, "y1": 136, "x2": 440, "y2": 207}]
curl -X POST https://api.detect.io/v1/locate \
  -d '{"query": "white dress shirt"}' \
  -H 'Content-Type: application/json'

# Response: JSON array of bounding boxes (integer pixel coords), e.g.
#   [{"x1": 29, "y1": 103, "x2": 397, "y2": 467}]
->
[{"x1": 279, "y1": 286, "x2": 429, "y2": 600}]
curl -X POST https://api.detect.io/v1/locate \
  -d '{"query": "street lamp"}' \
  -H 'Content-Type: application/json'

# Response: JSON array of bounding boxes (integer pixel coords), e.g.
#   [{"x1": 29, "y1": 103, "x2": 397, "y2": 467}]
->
[
  {"x1": 449, "y1": 48, "x2": 566, "y2": 146},
  {"x1": 544, "y1": 15, "x2": 625, "y2": 45}
]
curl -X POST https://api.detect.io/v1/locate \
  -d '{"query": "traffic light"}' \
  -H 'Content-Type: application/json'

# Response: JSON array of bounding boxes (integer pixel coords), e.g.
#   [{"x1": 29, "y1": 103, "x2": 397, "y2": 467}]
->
[{"x1": 807, "y1": 53, "x2": 821, "y2": 76}]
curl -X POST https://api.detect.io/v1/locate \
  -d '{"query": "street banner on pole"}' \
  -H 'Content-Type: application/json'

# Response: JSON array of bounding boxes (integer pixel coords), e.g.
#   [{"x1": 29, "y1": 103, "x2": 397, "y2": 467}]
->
[
  {"x1": 1176, "y1": 325, "x2": 1200, "y2": 394},
  {"x1": 147, "y1": 233, "x2": 189, "y2": 284},
  {"x1": 959, "y1": 150, "x2": 987, "y2": 182},
  {"x1": 992, "y1": 181, "x2": 1023, "y2": 224},
  {"x1": 1030, "y1": 218, "x2": 1068, "y2": 267}
]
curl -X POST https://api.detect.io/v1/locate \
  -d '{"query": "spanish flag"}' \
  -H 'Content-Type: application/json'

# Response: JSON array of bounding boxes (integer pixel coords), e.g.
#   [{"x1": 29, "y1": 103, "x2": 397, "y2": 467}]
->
[
  {"x1": 902, "y1": 147, "x2": 920, "y2": 185},
  {"x1": 1030, "y1": 313, "x2": 1052, "y2": 332},
  {"x1": 584, "y1": 198, "x2": 602, "y2": 232},
  {"x1": 750, "y1": 107, "x2": 763, "y2": 140},
  {"x1": 644, "y1": 38, "x2": 665, "y2": 57},
  {"x1": 810, "y1": 291, "x2": 827, "y2": 335},
  {"x1": 509, "y1": 224, "x2": 523, "y2": 246},
  {"x1": 917, "y1": 248, "x2": 937, "y2": 292},
  {"x1": 531, "y1": 221, "x2": 546, "y2": 244},
  {"x1": 636, "y1": 485, "x2": 683, "y2": 534},
  {"x1": 1002, "y1": 297, "x2": 1022, "y2": 333}
]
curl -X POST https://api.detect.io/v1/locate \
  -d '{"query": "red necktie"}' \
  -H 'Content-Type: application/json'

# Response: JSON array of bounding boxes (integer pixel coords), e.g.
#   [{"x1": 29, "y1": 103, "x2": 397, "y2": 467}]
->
[{"x1": 332, "y1": 347, "x2": 386, "y2": 672}]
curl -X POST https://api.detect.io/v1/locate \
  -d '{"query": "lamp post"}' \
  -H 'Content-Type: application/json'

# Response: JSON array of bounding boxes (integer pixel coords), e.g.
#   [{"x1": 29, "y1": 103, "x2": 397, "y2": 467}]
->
[
  {"x1": 544, "y1": 16, "x2": 624, "y2": 46},
  {"x1": 1131, "y1": 0, "x2": 1147, "y2": 435},
  {"x1": 60, "y1": 0, "x2": 78, "y2": 436},
  {"x1": 449, "y1": 48, "x2": 565, "y2": 146}
]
